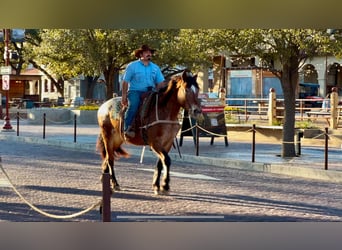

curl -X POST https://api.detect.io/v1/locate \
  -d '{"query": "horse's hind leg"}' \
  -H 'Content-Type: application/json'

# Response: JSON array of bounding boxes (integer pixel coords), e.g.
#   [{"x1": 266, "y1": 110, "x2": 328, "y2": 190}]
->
[
  {"x1": 101, "y1": 158, "x2": 120, "y2": 191},
  {"x1": 99, "y1": 128, "x2": 121, "y2": 192}
]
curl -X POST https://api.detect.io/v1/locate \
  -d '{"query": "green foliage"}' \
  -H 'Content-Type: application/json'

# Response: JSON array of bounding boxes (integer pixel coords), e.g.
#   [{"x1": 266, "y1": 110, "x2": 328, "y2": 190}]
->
[
  {"x1": 76, "y1": 105, "x2": 99, "y2": 111},
  {"x1": 28, "y1": 29, "x2": 217, "y2": 97},
  {"x1": 295, "y1": 121, "x2": 319, "y2": 129},
  {"x1": 224, "y1": 113, "x2": 239, "y2": 124},
  {"x1": 224, "y1": 106, "x2": 244, "y2": 113},
  {"x1": 205, "y1": 29, "x2": 342, "y2": 157},
  {"x1": 272, "y1": 120, "x2": 283, "y2": 126}
]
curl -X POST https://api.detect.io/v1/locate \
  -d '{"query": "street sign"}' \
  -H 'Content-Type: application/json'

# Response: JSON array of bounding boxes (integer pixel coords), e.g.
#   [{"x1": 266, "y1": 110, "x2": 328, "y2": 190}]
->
[
  {"x1": 2, "y1": 75, "x2": 10, "y2": 90},
  {"x1": 0, "y1": 66, "x2": 11, "y2": 75}
]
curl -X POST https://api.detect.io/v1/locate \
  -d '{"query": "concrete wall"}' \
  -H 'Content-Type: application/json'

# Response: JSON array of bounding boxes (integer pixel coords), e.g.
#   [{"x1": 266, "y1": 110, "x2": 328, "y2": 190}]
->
[{"x1": 27, "y1": 108, "x2": 98, "y2": 125}]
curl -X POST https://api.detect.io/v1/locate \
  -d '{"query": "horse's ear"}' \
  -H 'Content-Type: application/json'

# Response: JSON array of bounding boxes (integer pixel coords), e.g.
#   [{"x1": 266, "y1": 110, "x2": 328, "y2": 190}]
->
[
  {"x1": 181, "y1": 70, "x2": 187, "y2": 80},
  {"x1": 182, "y1": 69, "x2": 192, "y2": 80}
]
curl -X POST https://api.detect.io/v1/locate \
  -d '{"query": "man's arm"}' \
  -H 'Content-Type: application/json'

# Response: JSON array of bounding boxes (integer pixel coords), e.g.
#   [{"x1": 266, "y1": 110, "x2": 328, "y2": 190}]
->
[
  {"x1": 156, "y1": 81, "x2": 167, "y2": 90},
  {"x1": 121, "y1": 80, "x2": 128, "y2": 106}
]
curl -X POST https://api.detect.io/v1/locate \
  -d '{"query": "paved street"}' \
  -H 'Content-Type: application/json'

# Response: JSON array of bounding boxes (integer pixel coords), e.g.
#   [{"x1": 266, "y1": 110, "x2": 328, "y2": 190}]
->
[{"x1": 1, "y1": 139, "x2": 342, "y2": 222}]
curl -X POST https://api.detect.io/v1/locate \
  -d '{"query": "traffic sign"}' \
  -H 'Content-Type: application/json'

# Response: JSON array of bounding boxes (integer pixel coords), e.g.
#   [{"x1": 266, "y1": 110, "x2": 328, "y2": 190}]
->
[
  {"x1": 2, "y1": 75, "x2": 10, "y2": 90},
  {"x1": 0, "y1": 66, "x2": 11, "y2": 75}
]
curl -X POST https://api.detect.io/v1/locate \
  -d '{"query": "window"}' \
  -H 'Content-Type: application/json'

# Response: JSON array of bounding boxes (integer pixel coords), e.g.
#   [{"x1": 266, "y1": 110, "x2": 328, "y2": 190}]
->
[{"x1": 44, "y1": 79, "x2": 48, "y2": 92}]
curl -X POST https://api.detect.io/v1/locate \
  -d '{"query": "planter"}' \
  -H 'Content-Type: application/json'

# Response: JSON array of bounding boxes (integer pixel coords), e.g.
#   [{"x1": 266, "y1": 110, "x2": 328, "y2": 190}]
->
[
  {"x1": 70, "y1": 110, "x2": 98, "y2": 124},
  {"x1": 302, "y1": 129, "x2": 324, "y2": 139},
  {"x1": 225, "y1": 124, "x2": 283, "y2": 142},
  {"x1": 27, "y1": 108, "x2": 71, "y2": 125}
]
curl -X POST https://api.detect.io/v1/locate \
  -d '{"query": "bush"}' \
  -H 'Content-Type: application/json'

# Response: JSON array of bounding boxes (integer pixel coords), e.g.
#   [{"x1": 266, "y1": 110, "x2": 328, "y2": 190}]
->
[
  {"x1": 76, "y1": 105, "x2": 99, "y2": 111},
  {"x1": 224, "y1": 106, "x2": 244, "y2": 113},
  {"x1": 295, "y1": 121, "x2": 318, "y2": 129}
]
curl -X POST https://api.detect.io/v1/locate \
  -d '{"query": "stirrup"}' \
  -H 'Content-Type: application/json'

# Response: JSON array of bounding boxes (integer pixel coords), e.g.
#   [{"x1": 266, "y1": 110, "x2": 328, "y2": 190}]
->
[{"x1": 124, "y1": 126, "x2": 135, "y2": 138}]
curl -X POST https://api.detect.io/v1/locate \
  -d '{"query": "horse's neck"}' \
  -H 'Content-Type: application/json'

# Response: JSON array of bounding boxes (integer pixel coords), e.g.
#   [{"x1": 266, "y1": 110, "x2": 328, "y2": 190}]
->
[{"x1": 156, "y1": 91, "x2": 181, "y2": 120}]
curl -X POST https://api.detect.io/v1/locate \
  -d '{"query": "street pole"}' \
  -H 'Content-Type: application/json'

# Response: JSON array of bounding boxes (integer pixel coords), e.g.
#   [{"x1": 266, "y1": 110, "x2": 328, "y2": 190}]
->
[{"x1": 2, "y1": 28, "x2": 13, "y2": 131}]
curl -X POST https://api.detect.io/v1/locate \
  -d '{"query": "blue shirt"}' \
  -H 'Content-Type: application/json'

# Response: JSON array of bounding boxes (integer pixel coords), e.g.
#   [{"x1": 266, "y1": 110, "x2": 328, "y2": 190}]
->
[{"x1": 123, "y1": 59, "x2": 165, "y2": 92}]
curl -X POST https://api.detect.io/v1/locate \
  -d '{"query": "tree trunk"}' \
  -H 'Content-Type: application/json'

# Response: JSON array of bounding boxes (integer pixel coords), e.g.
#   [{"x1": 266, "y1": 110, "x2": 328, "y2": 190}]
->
[
  {"x1": 84, "y1": 76, "x2": 96, "y2": 99},
  {"x1": 104, "y1": 67, "x2": 120, "y2": 100},
  {"x1": 281, "y1": 59, "x2": 299, "y2": 158}
]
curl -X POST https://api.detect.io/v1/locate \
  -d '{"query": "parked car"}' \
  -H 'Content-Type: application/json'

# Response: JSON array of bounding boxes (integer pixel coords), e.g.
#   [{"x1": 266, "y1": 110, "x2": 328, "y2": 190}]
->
[{"x1": 299, "y1": 83, "x2": 323, "y2": 108}]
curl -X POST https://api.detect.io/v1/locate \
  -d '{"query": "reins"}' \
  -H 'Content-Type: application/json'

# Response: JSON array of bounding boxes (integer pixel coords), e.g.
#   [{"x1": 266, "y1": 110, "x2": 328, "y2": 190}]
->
[{"x1": 139, "y1": 93, "x2": 180, "y2": 130}]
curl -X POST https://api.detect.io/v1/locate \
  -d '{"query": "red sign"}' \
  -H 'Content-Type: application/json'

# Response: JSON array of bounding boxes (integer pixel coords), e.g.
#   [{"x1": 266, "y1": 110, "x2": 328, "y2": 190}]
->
[{"x1": 201, "y1": 106, "x2": 224, "y2": 113}]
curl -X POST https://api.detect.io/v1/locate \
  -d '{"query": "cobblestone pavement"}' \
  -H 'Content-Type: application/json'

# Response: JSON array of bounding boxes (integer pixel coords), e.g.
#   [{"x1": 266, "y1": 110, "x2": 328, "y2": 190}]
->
[{"x1": 1, "y1": 140, "x2": 342, "y2": 222}]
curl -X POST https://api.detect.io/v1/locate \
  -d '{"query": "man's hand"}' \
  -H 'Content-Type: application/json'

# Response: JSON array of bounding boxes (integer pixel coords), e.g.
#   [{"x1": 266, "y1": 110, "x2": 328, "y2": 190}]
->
[{"x1": 121, "y1": 95, "x2": 128, "y2": 107}]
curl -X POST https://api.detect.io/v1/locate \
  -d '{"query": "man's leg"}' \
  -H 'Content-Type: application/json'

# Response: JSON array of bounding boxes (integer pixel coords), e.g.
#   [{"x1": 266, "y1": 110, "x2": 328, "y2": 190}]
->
[{"x1": 124, "y1": 91, "x2": 142, "y2": 135}]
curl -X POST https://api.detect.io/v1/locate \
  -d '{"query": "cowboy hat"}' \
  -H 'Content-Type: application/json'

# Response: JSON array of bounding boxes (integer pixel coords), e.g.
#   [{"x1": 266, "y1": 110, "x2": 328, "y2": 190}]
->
[{"x1": 134, "y1": 44, "x2": 156, "y2": 58}]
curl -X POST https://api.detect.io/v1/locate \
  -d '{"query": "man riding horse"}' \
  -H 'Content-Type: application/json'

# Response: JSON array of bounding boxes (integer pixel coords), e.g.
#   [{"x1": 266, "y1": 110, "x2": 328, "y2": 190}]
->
[{"x1": 121, "y1": 44, "x2": 166, "y2": 138}]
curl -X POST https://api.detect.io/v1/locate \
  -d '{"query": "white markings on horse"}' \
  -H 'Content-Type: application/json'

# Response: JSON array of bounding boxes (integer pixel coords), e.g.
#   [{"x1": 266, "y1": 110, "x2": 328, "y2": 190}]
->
[{"x1": 138, "y1": 168, "x2": 220, "y2": 181}]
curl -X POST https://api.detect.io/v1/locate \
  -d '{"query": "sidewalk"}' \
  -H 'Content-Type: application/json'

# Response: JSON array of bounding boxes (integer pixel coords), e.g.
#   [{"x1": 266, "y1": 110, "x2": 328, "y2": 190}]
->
[{"x1": 1, "y1": 119, "x2": 342, "y2": 183}]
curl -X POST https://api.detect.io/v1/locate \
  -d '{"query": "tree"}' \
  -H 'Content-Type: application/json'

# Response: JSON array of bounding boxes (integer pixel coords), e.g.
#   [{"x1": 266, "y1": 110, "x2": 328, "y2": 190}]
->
[
  {"x1": 29, "y1": 29, "x2": 216, "y2": 99},
  {"x1": 31, "y1": 29, "x2": 183, "y2": 99},
  {"x1": 207, "y1": 29, "x2": 342, "y2": 157},
  {"x1": 21, "y1": 29, "x2": 67, "y2": 96}
]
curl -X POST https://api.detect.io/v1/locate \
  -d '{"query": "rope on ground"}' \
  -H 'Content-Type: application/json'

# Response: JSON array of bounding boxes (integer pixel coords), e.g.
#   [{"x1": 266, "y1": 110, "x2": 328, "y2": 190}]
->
[{"x1": 0, "y1": 157, "x2": 102, "y2": 219}]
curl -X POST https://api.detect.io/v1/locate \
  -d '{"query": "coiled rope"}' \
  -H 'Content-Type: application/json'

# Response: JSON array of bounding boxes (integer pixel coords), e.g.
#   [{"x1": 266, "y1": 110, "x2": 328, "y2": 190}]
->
[{"x1": 0, "y1": 157, "x2": 102, "y2": 219}]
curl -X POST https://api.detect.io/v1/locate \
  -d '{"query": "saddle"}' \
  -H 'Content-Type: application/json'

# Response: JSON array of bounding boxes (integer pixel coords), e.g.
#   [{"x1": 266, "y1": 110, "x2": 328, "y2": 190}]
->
[
  {"x1": 120, "y1": 91, "x2": 157, "y2": 140},
  {"x1": 140, "y1": 91, "x2": 157, "y2": 124}
]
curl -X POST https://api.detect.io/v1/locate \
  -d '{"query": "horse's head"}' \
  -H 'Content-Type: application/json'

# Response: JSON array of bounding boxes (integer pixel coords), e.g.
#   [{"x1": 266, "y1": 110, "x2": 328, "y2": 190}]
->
[{"x1": 178, "y1": 70, "x2": 202, "y2": 118}]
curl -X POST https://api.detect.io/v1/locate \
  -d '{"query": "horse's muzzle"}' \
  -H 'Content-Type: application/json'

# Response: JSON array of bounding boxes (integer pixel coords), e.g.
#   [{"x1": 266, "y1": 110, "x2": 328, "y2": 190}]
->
[{"x1": 189, "y1": 107, "x2": 202, "y2": 119}]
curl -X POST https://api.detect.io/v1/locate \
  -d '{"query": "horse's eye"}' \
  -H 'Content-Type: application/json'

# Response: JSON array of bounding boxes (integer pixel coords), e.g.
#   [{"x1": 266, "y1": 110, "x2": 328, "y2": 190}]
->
[{"x1": 190, "y1": 85, "x2": 197, "y2": 93}]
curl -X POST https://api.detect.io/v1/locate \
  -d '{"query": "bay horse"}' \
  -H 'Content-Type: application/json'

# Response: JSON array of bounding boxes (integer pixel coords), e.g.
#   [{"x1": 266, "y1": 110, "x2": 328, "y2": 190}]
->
[{"x1": 96, "y1": 70, "x2": 202, "y2": 195}]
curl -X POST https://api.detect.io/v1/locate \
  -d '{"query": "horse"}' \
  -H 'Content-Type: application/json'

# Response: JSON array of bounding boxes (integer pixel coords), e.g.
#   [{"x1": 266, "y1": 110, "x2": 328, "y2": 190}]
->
[{"x1": 96, "y1": 70, "x2": 202, "y2": 195}]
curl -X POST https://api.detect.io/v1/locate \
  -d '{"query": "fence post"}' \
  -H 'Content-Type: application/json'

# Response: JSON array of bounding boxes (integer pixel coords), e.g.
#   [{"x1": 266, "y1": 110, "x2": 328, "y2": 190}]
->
[
  {"x1": 195, "y1": 122, "x2": 199, "y2": 156},
  {"x1": 43, "y1": 113, "x2": 46, "y2": 139},
  {"x1": 74, "y1": 114, "x2": 77, "y2": 143},
  {"x1": 295, "y1": 130, "x2": 303, "y2": 156},
  {"x1": 268, "y1": 88, "x2": 277, "y2": 126},
  {"x1": 102, "y1": 173, "x2": 111, "y2": 222},
  {"x1": 324, "y1": 127, "x2": 329, "y2": 170},
  {"x1": 330, "y1": 87, "x2": 339, "y2": 129},
  {"x1": 17, "y1": 112, "x2": 19, "y2": 136},
  {"x1": 252, "y1": 124, "x2": 256, "y2": 163}
]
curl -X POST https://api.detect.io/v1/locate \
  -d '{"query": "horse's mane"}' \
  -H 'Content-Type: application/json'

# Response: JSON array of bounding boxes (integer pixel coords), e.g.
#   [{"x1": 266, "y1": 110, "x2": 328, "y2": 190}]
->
[{"x1": 158, "y1": 76, "x2": 181, "y2": 105}]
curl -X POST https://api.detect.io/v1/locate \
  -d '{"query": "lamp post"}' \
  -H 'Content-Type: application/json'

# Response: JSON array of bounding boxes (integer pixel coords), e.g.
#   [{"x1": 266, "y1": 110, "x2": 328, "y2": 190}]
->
[{"x1": 2, "y1": 28, "x2": 13, "y2": 131}]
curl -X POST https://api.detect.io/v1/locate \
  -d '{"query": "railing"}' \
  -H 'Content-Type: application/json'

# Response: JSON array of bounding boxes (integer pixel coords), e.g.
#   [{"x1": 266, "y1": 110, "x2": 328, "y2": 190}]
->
[{"x1": 224, "y1": 97, "x2": 341, "y2": 128}]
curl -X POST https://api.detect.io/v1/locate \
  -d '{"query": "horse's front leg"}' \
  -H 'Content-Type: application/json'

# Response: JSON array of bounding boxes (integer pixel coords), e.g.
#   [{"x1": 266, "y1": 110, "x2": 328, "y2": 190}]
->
[
  {"x1": 152, "y1": 159, "x2": 163, "y2": 195},
  {"x1": 152, "y1": 151, "x2": 171, "y2": 195},
  {"x1": 160, "y1": 152, "x2": 171, "y2": 194}
]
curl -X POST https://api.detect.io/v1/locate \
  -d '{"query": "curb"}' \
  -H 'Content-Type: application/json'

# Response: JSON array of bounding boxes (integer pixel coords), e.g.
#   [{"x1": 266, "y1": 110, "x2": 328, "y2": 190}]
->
[{"x1": 1, "y1": 134, "x2": 342, "y2": 184}]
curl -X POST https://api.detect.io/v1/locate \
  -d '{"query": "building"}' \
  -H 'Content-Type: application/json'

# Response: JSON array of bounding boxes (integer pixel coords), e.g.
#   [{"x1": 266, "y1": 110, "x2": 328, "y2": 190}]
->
[{"x1": 198, "y1": 55, "x2": 342, "y2": 100}]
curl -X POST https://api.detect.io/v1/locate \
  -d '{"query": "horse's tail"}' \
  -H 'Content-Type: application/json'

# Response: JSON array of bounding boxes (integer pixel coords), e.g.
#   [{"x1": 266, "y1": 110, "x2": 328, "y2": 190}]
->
[{"x1": 96, "y1": 134, "x2": 130, "y2": 160}]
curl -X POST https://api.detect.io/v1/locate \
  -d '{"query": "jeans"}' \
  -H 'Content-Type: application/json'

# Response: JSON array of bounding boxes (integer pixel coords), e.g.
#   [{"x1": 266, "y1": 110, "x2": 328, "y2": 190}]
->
[{"x1": 124, "y1": 90, "x2": 144, "y2": 130}]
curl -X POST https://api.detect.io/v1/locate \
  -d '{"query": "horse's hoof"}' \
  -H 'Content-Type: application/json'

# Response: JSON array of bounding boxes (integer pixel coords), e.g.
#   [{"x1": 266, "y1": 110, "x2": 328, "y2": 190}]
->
[
  {"x1": 159, "y1": 188, "x2": 170, "y2": 195},
  {"x1": 154, "y1": 189, "x2": 160, "y2": 195},
  {"x1": 112, "y1": 185, "x2": 121, "y2": 192}
]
